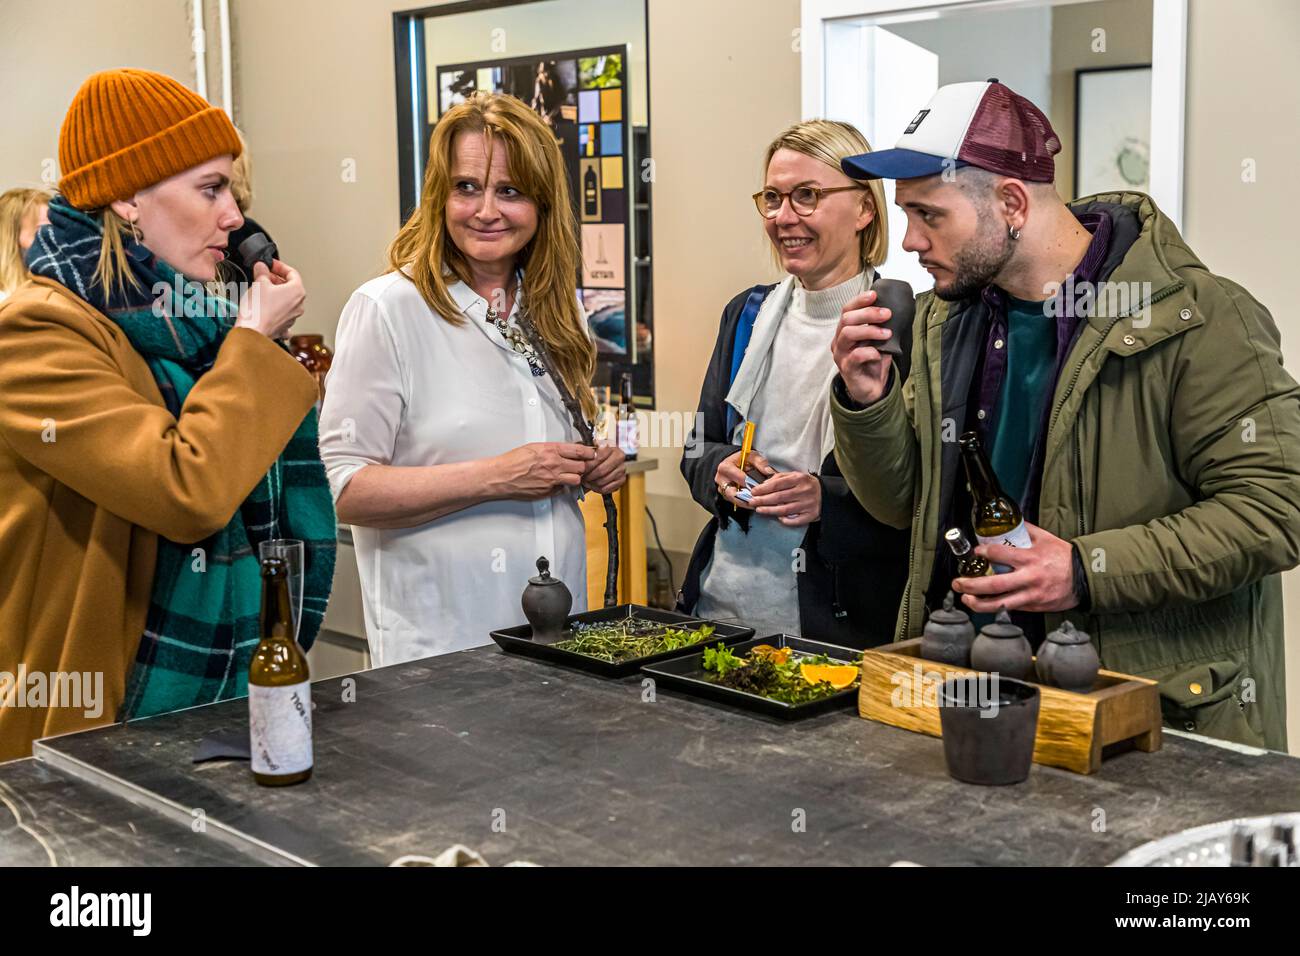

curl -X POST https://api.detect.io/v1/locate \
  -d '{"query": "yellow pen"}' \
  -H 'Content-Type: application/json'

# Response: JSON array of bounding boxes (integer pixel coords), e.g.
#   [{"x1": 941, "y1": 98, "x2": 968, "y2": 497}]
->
[{"x1": 738, "y1": 420, "x2": 756, "y2": 474}]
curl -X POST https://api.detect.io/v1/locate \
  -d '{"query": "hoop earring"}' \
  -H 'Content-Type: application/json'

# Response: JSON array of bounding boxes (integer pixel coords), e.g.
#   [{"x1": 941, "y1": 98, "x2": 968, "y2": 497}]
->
[{"x1": 1008, "y1": 225, "x2": 1021, "y2": 241}]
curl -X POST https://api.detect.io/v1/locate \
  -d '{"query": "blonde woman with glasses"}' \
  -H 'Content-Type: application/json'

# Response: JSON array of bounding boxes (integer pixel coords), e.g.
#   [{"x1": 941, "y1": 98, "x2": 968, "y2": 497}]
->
[
  {"x1": 320, "y1": 92, "x2": 626, "y2": 666},
  {"x1": 678, "y1": 120, "x2": 911, "y2": 647}
]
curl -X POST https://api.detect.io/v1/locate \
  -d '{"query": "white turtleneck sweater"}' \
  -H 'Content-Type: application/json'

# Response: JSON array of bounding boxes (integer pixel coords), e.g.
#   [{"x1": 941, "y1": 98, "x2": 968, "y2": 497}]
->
[{"x1": 695, "y1": 269, "x2": 868, "y2": 637}]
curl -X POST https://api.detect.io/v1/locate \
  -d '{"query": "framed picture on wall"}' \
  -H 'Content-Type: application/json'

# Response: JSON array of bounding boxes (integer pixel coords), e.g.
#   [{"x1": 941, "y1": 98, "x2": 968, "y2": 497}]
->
[{"x1": 1074, "y1": 65, "x2": 1152, "y2": 197}]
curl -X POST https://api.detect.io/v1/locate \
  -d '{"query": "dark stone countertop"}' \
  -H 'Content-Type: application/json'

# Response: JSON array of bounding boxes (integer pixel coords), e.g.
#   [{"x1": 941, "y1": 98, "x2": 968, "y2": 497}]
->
[
  {"x1": 16, "y1": 644, "x2": 1300, "y2": 866},
  {"x1": 0, "y1": 756, "x2": 252, "y2": 866}
]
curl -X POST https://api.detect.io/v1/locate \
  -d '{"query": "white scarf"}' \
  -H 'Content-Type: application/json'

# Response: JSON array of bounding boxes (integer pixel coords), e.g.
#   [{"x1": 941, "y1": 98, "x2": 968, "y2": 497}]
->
[{"x1": 723, "y1": 267, "x2": 875, "y2": 461}]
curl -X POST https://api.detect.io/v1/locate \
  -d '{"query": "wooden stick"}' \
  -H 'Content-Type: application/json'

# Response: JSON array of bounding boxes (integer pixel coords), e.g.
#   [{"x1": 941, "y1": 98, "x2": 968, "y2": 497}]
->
[{"x1": 515, "y1": 310, "x2": 620, "y2": 607}]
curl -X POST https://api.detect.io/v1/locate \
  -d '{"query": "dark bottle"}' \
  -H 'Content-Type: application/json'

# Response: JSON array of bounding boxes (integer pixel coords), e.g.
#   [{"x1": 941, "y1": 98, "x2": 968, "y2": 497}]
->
[
  {"x1": 583, "y1": 165, "x2": 599, "y2": 218},
  {"x1": 944, "y1": 527, "x2": 991, "y2": 578},
  {"x1": 249, "y1": 556, "x2": 313, "y2": 786},
  {"x1": 958, "y1": 431, "x2": 1030, "y2": 573},
  {"x1": 617, "y1": 372, "x2": 638, "y2": 460}
]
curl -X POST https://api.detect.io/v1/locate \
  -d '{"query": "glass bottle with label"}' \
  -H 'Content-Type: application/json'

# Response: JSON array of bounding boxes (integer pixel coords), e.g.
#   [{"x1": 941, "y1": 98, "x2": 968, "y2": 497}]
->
[
  {"x1": 944, "y1": 527, "x2": 992, "y2": 577},
  {"x1": 249, "y1": 556, "x2": 313, "y2": 786},
  {"x1": 617, "y1": 372, "x2": 638, "y2": 460},
  {"x1": 957, "y1": 431, "x2": 1031, "y2": 573},
  {"x1": 583, "y1": 165, "x2": 600, "y2": 218}
]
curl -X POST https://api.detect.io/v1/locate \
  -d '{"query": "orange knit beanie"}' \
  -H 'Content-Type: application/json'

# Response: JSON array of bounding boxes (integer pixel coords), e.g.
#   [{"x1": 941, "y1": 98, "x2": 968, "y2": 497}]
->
[{"x1": 57, "y1": 69, "x2": 242, "y2": 210}]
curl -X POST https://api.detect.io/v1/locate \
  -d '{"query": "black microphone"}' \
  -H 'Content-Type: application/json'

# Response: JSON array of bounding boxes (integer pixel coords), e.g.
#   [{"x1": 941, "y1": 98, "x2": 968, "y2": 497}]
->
[
  {"x1": 868, "y1": 277, "x2": 915, "y2": 359},
  {"x1": 236, "y1": 232, "x2": 278, "y2": 273}
]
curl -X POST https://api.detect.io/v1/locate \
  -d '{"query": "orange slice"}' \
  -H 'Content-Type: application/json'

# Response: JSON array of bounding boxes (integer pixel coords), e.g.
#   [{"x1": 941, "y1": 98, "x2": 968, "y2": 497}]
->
[
  {"x1": 800, "y1": 663, "x2": 858, "y2": 689},
  {"x1": 752, "y1": 644, "x2": 792, "y2": 664}
]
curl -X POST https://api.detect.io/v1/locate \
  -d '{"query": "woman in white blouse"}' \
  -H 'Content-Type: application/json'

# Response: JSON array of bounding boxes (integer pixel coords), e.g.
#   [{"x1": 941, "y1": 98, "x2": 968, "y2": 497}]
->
[{"x1": 320, "y1": 93, "x2": 625, "y2": 666}]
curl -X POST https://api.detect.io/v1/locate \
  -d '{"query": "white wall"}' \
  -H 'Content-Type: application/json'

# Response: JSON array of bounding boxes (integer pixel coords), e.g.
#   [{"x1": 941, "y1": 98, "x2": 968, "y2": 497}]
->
[
  {"x1": 0, "y1": 0, "x2": 195, "y2": 191},
  {"x1": 1181, "y1": 0, "x2": 1300, "y2": 750},
  {"x1": 1050, "y1": 0, "x2": 1154, "y2": 200},
  {"x1": 824, "y1": 23, "x2": 937, "y2": 292},
  {"x1": 883, "y1": 6, "x2": 1053, "y2": 108},
  {"x1": 641, "y1": 0, "x2": 803, "y2": 563}
]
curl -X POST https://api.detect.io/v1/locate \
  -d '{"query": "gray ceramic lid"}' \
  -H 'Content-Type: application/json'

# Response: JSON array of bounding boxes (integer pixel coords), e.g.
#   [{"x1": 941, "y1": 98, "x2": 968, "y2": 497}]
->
[
  {"x1": 1046, "y1": 619, "x2": 1091, "y2": 645},
  {"x1": 528, "y1": 556, "x2": 563, "y2": 586},
  {"x1": 979, "y1": 608, "x2": 1023, "y2": 639},
  {"x1": 1254, "y1": 842, "x2": 1287, "y2": 867},
  {"x1": 927, "y1": 591, "x2": 970, "y2": 626}
]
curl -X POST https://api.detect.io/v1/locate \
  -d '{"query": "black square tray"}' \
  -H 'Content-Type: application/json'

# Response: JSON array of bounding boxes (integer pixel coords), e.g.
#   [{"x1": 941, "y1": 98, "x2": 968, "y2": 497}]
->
[
  {"x1": 640, "y1": 634, "x2": 862, "y2": 719},
  {"x1": 489, "y1": 604, "x2": 755, "y2": 678}
]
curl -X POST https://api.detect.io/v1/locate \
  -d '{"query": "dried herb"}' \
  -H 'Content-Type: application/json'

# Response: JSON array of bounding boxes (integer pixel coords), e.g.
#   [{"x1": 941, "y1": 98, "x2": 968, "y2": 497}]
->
[{"x1": 554, "y1": 618, "x2": 717, "y2": 663}]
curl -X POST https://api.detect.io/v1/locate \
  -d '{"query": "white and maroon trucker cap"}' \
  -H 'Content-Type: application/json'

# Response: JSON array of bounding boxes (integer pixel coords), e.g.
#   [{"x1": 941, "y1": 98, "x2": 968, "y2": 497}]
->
[{"x1": 842, "y1": 78, "x2": 1061, "y2": 183}]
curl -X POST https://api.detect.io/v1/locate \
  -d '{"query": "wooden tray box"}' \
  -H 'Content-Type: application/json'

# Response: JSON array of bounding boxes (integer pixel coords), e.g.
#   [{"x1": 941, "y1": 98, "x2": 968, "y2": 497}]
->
[{"x1": 858, "y1": 639, "x2": 1162, "y2": 775}]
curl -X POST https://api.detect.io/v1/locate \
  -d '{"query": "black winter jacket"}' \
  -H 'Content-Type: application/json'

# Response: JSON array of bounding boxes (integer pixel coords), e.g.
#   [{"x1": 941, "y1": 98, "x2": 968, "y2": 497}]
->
[{"x1": 677, "y1": 283, "x2": 910, "y2": 648}]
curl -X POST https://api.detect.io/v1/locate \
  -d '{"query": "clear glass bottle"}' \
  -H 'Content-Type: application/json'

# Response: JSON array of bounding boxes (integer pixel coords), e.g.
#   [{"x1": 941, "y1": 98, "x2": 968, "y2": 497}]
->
[{"x1": 945, "y1": 527, "x2": 992, "y2": 577}]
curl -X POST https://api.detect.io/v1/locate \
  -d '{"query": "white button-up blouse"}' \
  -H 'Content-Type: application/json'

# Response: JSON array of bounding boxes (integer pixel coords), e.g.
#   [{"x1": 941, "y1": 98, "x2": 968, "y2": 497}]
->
[{"x1": 318, "y1": 271, "x2": 586, "y2": 666}]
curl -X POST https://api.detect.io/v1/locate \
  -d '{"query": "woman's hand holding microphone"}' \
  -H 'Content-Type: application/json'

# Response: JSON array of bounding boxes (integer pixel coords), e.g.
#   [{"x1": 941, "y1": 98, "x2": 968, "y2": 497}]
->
[{"x1": 236, "y1": 260, "x2": 306, "y2": 340}]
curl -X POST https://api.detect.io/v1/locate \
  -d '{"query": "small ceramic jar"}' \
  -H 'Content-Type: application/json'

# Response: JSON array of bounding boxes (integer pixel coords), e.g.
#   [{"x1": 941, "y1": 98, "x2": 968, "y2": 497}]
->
[
  {"x1": 1035, "y1": 619, "x2": 1100, "y2": 692},
  {"x1": 920, "y1": 591, "x2": 976, "y2": 667},
  {"x1": 520, "y1": 556, "x2": 572, "y2": 642},
  {"x1": 970, "y1": 608, "x2": 1033, "y2": 681}
]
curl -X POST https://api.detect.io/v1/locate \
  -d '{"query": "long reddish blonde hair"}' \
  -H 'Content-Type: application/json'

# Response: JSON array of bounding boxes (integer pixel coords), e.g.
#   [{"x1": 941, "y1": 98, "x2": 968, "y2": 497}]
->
[{"x1": 388, "y1": 92, "x2": 596, "y2": 419}]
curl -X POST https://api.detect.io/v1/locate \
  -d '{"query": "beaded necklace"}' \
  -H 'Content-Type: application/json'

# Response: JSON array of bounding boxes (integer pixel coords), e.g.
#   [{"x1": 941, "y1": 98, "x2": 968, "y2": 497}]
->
[{"x1": 484, "y1": 283, "x2": 547, "y2": 377}]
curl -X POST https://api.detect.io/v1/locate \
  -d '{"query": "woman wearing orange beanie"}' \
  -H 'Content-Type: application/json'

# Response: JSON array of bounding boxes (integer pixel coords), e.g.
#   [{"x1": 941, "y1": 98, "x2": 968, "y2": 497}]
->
[{"x1": 0, "y1": 69, "x2": 335, "y2": 760}]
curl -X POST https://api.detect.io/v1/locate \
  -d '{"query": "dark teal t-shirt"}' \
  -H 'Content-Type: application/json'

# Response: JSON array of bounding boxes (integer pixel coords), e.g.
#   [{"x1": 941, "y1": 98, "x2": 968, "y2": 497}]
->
[{"x1": 989, "y1": 295, "x2": 1057, "y2": 503}]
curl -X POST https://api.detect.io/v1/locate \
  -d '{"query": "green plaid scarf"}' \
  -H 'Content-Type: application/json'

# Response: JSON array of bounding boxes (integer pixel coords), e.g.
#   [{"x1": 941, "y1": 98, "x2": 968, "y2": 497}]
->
[{"x1": 28, "y1": 197, "x2": 336, "y2": 719}]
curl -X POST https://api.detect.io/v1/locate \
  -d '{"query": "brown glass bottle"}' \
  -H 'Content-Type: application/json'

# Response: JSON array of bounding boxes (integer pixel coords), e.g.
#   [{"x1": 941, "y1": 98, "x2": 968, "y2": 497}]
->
[
  {"x1": 957, "y1": 431, "x2": 1031, "y2": 572},
  {"x1": 248, "y1": 556, "x2": 313, "y2": 786},
  {"x1": 289, "y1": 334, "x2": 333, "y2": 409},
  {"x1": 944, "y1": 527, "x2": 991, "y2": 577}
]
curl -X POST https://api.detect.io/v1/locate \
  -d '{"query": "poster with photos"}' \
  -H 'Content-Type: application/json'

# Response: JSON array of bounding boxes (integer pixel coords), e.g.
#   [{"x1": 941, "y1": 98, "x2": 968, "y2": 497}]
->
[{"x1": 436, "y1": 46, "x2": 631, "y2": 360}]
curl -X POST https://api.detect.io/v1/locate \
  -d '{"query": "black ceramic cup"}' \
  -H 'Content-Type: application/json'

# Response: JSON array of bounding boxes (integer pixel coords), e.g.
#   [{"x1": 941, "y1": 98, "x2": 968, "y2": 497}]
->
[
  {"x1": 868, "y1": 278, "x2": 915, "y2": 359},
  {"x1": 937, "y1": 675, "x2": 1040, "y2": 786}
]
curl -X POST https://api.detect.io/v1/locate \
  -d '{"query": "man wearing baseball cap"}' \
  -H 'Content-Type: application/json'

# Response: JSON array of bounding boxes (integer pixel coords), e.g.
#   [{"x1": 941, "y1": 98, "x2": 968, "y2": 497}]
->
[{"x1": 829, "y1": 79, "x2": 1300, "y2": 749}]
